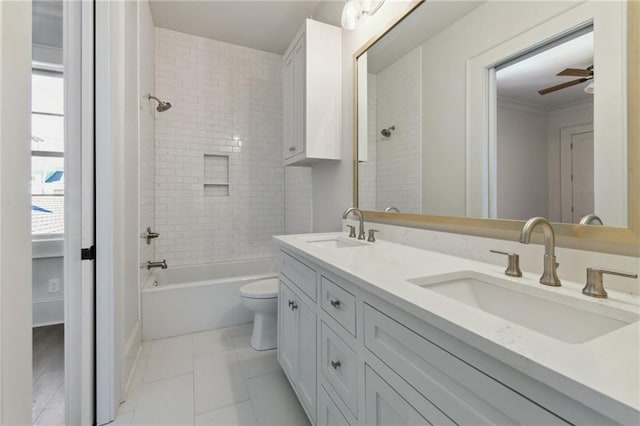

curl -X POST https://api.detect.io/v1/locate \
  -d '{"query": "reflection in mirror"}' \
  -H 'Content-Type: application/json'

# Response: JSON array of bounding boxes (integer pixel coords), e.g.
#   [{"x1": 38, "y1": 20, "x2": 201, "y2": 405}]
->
[{"x1": 356, "y1": 0, "x2": 628, "y2": 227}]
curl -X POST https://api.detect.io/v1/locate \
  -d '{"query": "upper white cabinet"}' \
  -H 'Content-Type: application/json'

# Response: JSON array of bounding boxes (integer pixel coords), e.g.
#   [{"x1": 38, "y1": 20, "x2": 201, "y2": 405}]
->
[{"x1": 283, "y1": 19, "x2": 341, "y2": 166}]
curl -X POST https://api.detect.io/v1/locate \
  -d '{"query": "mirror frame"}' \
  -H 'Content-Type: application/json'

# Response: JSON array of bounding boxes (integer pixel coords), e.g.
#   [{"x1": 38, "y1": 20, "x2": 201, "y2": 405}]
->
[{"x1": 353, "y1": 0, "x2": 639, "y2": 257}]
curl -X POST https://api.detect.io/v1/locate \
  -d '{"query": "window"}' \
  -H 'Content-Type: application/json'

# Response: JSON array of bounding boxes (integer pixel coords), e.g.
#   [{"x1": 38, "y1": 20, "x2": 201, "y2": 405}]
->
[{"x1": 31, "y1": 67, "x2": 64, "y2": 236}]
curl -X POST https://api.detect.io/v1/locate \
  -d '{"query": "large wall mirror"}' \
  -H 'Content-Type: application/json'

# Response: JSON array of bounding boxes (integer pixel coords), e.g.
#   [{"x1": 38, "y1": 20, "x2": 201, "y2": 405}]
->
[{"x1": 354, "y1": 0, "x2": 639, "y2": 254}]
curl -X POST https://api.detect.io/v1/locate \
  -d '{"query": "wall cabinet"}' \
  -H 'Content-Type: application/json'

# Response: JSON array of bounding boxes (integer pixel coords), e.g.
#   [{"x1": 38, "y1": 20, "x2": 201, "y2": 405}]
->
[
  {"x1": 276, "y1": 247, "x2": 623, "y2": 426},
  {"x1": 282, "y1": 19, "x2": 341, "y2": 166}
]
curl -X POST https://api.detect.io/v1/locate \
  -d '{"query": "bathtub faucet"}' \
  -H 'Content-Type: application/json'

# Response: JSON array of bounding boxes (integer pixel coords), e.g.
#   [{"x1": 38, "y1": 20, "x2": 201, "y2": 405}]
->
[{"x1": 147, "y1": 260, "x2": 168, "y2": 270}]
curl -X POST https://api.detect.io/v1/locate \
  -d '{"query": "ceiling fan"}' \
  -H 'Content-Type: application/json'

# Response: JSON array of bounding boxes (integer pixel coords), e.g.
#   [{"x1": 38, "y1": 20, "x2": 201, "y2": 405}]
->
[{"x1": 538, "y1": 65, "x2": 593, "y2": 95}]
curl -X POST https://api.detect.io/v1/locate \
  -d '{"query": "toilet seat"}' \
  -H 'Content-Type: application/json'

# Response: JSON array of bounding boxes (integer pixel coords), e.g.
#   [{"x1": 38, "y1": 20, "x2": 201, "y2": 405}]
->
[{"x1": 240, "y1": 278, "x2": 279, "y2": 299}]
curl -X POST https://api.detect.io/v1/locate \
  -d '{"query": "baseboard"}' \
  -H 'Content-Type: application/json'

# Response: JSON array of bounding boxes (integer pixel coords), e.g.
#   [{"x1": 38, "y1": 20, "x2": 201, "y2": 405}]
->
[
  {"x1": 33, "y1": 297, "x2": 64, "y2": 327},
  {"x1": 124, "y1": 320, "x2": 142, "y2": 396}
]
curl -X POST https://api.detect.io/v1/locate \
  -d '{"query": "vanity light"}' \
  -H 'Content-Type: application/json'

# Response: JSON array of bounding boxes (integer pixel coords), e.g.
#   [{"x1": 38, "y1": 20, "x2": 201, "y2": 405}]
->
[{"x1": 341, "y1": 0, "x2": 386, "y2": 30}]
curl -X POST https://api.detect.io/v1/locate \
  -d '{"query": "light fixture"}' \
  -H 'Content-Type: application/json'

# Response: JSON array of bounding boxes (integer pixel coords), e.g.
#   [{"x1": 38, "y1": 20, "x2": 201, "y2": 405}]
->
[
  {"x1": 584, "y1": 80, "x2": 594, "y2": 94},
  {"x1": 341, "y1": 0, "x2": 386, "y2": 30}
]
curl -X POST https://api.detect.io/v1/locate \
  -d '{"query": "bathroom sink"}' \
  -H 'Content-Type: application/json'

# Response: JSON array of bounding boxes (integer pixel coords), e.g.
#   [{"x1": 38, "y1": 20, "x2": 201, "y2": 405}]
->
[
  {"x1": 408, "y1": 271, "x2": 639, "y2": 344},
  {"x1": 302, "y1": 236, "x2": 368, "y2": 249}
]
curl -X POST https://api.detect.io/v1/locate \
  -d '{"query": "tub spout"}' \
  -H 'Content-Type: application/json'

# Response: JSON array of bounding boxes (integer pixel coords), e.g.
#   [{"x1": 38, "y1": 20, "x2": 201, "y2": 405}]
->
[{"x1": 147, "y1": 260, "x2": 168, "y2": 270}]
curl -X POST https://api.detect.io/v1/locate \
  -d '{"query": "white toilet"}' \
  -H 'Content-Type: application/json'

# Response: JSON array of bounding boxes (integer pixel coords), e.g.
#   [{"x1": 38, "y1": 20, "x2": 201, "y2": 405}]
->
[{"x1": 239, "y1": 278, "x2": 279, "y2": 351}]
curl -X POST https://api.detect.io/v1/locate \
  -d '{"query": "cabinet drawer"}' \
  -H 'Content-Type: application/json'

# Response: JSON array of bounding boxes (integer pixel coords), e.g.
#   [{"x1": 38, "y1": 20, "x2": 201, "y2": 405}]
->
[
  {"x1": 280, "y1": 251, "x2": 316, "y2": 301},
  {"x1": 365, "y1": 364, "x2": 454, "y2": 426},
  {"x1": 364, "y1": 304, "x2": 567, "y2": 425},
  {"x1": 321, "y1": 322, "x2": 358, "y2": 417},
  {"x1": 321, "y1": 276, "x2": 356, "y2": 336},
  {"x1": 317, "y1": 385, "x2": 351, "y2": 426}
]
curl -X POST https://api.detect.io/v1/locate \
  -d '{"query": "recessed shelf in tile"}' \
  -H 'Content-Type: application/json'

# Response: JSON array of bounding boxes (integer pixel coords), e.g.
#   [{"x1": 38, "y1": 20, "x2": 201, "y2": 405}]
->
[{"x1": 204, "y1": 154, "x2": 230, "y2": 197}]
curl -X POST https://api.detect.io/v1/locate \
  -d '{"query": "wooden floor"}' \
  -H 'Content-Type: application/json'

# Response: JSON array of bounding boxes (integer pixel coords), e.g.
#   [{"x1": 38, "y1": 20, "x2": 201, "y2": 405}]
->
[{"x1": 32, "y1": 324, "x2": 64, "y2": 425}]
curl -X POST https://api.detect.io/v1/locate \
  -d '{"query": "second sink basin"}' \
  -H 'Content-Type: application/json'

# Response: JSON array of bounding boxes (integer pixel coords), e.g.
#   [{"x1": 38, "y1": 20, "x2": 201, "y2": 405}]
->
[
  {"x1": 302, "y1": 236, "x2": 368, "y2": 249},
  {"x1": 408, "y1": 271, "x2": 639, "y2": 344}
]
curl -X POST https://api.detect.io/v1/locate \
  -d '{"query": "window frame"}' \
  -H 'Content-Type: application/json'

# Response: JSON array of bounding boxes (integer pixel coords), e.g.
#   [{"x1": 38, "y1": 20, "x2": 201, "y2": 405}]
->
[{"x1": 31, "y1": 63, "x2": 65, "y2": 239}]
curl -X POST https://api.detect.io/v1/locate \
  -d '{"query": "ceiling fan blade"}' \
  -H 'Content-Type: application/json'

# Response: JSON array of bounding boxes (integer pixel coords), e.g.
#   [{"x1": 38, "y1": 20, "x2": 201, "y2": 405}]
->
[
  {"x1": 557, "y1": 68, "x2": 592, "y2": 77},
  {"x1": 538, "y1": 78, "x2": 589, "y2": 95}
]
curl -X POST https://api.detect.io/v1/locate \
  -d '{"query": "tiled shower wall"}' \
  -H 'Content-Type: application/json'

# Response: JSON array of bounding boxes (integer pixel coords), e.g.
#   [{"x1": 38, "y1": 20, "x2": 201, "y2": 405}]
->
[
  {"x1": 154, "y1": 28, "x2": 285, "y2": 266},
  {"x1": 375, "y1": 47, "x2": 422, "y2": 213}
]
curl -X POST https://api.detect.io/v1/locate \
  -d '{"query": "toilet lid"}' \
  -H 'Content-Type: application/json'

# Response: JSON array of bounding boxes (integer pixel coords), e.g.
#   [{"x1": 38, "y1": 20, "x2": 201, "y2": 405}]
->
[{"x1": 240, "y1": 278, "x2": 279, "y2": 299}]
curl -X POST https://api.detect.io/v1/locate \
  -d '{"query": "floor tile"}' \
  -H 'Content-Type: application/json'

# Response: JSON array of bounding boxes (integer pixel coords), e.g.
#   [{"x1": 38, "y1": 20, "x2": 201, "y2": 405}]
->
[
  {"x1": 193, "y1": 328, "x2": 234, "y2": 356},
  {"x1": 227, "y1": 323, "x2": 253, "y2": 338},
  {"x1": 144, "y1": 334, "x2": 194, "y2": 383},
  {"x1": 113, "y1": 411, "x2": 134, "y2": 426},
  {"x1": 232, "y1": 335, "x2": 280, "y2": 379},
  {"x1": 33, "y1": 405, "x2": 65, "y2": 426},
  {"x1": 246, "y1": 370, "x2": 310, "y2": 426},
  {"x1": 194, "y1": 350, "x2": 249, "y2": 414},
  {"x1": 195, "y1": 401, "x2": 257, "y2": 426},
  {"x1": 132, "y1": 374, "x2": 194, "y2": 426},
  {"x1": 32, "y1": 370, "x2": 64, "y2": 421}
]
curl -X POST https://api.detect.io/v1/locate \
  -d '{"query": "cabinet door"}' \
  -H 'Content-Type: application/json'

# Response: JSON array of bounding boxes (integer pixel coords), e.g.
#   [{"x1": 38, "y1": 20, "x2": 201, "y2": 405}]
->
[
  {"x1": 278, "y1": 282, "x2": 298, "y2": 382},
  {"x1": 318, "y1": 385, "x2": 350, "y2": 426},
  {"x1": 296, "y1": 297, "x2": 316, "y2": 422},
  {"x1": 365, "y1": 365, "x2": 454, "y2": 426},
  {"x1": 283, "y1": 52, "x2": 295, "y2": 159},
  {"x1": 292, "y1": 37, "x2": 306, "y2": 156}
]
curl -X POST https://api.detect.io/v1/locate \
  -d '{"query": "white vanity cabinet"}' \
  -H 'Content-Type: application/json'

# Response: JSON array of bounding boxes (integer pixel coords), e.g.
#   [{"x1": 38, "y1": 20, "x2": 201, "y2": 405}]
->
[
  {"x1": 276, "y1": 246, "x2": 629, "y2": 426},
  {"x1": 282, "y1": 19, "x2": 341, "y2": 166}
]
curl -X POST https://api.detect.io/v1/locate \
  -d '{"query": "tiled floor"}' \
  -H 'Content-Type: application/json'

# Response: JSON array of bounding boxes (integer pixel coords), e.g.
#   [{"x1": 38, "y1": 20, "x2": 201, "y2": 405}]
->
[
  {"x1": 32, "y1": 324, "x2": 65, "y2": 426},
  {"x1": 115, "y1": 324, "x2": 310, "y2": 426}
]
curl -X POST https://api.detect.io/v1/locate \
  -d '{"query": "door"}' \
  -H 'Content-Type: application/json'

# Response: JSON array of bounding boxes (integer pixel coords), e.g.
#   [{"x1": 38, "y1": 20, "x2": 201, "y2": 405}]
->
[
  {"x1": 561, "y1": 124, "x2": 594, "y2": 223},
  {"x1": 317, "y1": 386, "x2": 351, "y2": 426},
  {"x1": 279, "y1": 282, "x2": 298, "y2": 381},
  {"x1": 64, "y1": 1, "x2": 95, "y2": 424},
  {"x1": 296, "y1": 298, "x2": 317, "y2": 421},
  {"x1": 283, "y1": 52, "x2": 295, "y2": 159}
]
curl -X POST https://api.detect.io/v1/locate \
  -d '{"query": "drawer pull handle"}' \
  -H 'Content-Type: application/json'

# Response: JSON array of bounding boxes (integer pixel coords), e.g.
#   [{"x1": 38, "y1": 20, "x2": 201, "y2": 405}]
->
[
  {"x1": 330, "y1": 299, "x2": 341, "y2": 308},
  {"x1": 288, "y1": 300, "x2": 294, "y2": 308},
  {"x1": 330, "y1": 360, "x2": 341, "y2": 370},
  {"x1": 291, "y1": 302, "x2": 298, "y2": 311}
]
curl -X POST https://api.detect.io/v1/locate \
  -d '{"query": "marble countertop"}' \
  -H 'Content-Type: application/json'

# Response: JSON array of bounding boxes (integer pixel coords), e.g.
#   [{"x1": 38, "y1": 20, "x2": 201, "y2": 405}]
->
[{"x1": 274, "y1": 232, "x2": 640, "y2": 422}]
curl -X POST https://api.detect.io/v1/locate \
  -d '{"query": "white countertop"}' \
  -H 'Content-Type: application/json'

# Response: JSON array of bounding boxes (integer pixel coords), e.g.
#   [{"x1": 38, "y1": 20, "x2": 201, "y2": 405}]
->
[{"x1": 274, "y1": 232, "x2": 640, "y2": 422}]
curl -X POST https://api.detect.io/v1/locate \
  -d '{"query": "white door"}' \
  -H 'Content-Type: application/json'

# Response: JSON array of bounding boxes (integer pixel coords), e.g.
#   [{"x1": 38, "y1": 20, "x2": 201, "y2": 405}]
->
[
  {"x1": 278, "y1": 282, "x2": 298, "y2": 381},
  {"x1": 561, "y1": 124, "x2": 594, "y2": 223},
  {"x1": 63, "y1": 1, "x2": 96, "y2": 424},
  {"x1": 283, "y1": 52, "x2": 295, "y2": 159},
  {"x1": 292, "y1": 38, "x2": 306, "y2": 156}
]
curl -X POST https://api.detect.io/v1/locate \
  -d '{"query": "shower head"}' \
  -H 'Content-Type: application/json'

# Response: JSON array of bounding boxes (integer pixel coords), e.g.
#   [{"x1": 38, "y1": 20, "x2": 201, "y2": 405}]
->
[
  {"x1": 380, "y1": 126, "x2": 395, "y2": 137},
  {"x1": 147, "y1": 94, "x2": 172, "y2": 112}
]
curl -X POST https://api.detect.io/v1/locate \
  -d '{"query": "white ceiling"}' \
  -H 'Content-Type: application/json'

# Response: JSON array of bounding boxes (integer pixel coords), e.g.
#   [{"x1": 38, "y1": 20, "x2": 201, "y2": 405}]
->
[
  {"x1": 366, "y1": 1, "x2": 484, "y2": 74},
  {"x1": 149, "y1": 0, "x2": 343, "y2": 54},
  {"x1": 496, "y1": 32, "x2": 594, "y2": 108}
]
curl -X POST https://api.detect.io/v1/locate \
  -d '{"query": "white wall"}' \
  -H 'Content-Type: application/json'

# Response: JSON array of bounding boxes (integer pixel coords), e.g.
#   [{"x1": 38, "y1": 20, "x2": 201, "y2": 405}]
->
[
  {"x1": 0, "y1": 1, "x2": 33, "y2": 423},
  {"x1": 32, "y1": 255, "x2": 64, "y2": 326},
  {"x1": 311, "y1": 0, "x2": 414, "y2": 231},
  {"x1": 154, "y1": 28, "x2": 284, "y2": 266},
  {"x1": 547, "y1": 100, "x2": 593, "y2": 222},
  {"x1": 496, "y1": 99, "x2": 549, "y2": 220},
  {"x1": 285, "y1": 167, "x2": 313, "y2": 234},
  {"x1": 375, "y1": 46, "x2": 421, "y2": 213}
]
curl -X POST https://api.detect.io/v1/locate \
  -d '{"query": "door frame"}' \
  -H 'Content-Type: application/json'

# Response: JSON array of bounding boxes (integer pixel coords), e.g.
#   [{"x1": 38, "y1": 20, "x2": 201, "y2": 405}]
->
[{"x1": 64, "y1": 0, "x2": 96, "y2": 424}]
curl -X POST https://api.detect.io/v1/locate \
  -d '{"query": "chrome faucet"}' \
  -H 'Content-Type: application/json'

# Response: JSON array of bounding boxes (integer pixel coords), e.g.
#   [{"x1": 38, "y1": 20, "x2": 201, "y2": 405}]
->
[
  {"x1": 579, "y1": 214, "x2": 603, "y2": 225},
  {"x1": 147, "y1": 260, "x2": 168, "y2": 270},
  {"x1": 519, "y1": 217, "x2": 561, "y2": 287},
  {"x1": 342, "y1": 207, "x2": 366, "y2": 240},
  {"x1": 384, "y1": 206, "x2": 400, "y2": 213}
]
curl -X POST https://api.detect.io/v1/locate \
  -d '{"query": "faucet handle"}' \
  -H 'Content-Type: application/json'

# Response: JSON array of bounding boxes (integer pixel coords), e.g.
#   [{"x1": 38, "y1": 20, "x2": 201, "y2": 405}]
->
[
  {"x1": 346, "y1": 225, "x2": 356, "y2": 238},
  {"x1": 367, "y1": 229, "x2": 379, "y2": 242},
  {"x1": 583, "y1": 267, "x2": 638, "y2": 298},
  {"x1": 490, "y1": 250, "x2": 522, "y2": 277}
]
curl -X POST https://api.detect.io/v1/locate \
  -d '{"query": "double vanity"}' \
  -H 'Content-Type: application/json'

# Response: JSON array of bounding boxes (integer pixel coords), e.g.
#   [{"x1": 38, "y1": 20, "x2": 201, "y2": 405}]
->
[{"x1": 274, "y1": 233, "x2": 639, "y2": 425}]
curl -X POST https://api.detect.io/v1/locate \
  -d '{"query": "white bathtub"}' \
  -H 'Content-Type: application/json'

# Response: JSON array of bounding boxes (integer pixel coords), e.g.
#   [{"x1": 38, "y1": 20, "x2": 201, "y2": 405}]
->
[{"x1": 142, "y1": 258, "x2": 278, "y2": 340}]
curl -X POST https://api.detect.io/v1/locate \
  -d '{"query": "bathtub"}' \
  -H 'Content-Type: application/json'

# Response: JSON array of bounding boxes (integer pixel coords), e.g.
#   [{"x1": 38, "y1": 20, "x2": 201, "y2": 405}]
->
[{"x1": 142, "y1": 257, "x2": 278, "y2": 340}]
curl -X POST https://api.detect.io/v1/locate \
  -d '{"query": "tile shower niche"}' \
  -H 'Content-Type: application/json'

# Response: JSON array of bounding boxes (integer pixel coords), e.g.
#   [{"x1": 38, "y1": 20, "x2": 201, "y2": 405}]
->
[{"x1": 204, "y1": 153, "x2": 230, "y2": 196}]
